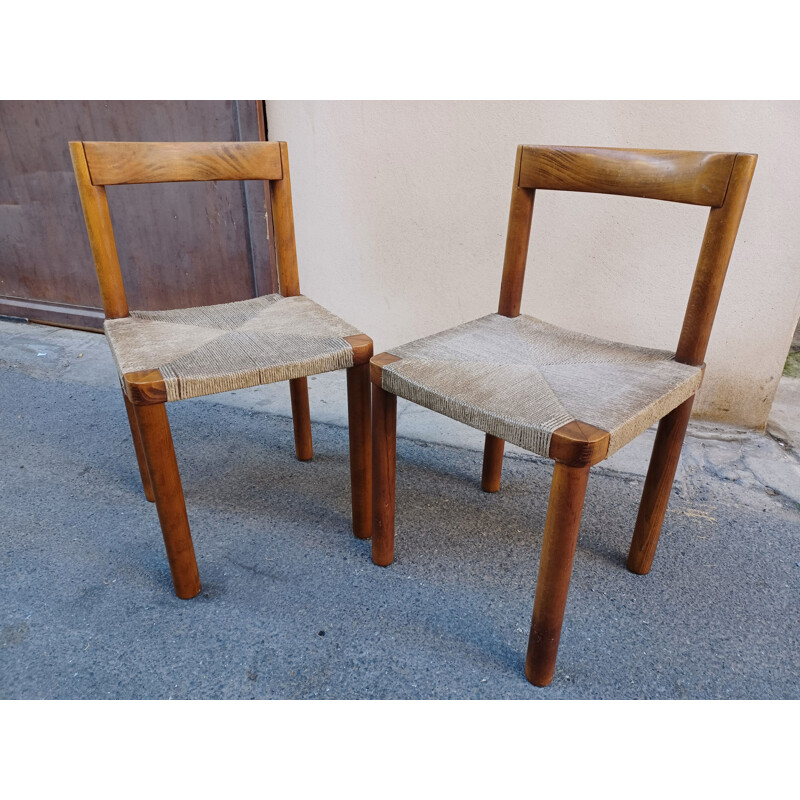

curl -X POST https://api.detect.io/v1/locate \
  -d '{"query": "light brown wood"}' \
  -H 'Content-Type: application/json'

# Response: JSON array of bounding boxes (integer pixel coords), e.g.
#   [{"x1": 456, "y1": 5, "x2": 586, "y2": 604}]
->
[
  {"x1": 548, "y1": 420, "x2": 610, "y2": 467},
  {"x1": 123, "y1": 369, "x2": 168, "y2": 405},
  {"x1": 519, "y1": 146, "x2": 736, "y2": 207},
  {"x1": 347, "y1": 362, "x2": 373, "y2": 539},
  {"x1": 627, "y1": 395, "x2": 695, "y2": 575},
  {"x1": 676, "y1": 154, "x2": 758, "y2": 366},
  {"x1": 133, "y1": 402, "x2": 201, "y2": 599},
  {"x1": 270, "y1": 142, "x2": 301, "y2": 297},
  {"x1": 122, "y1": 390, "x2": 155, "y2": 502},
  {"x1": 289, "y1": 377, "x2": 313, "y2": 461},
  {"x1": 83, "y1": 141, "x2": 283, "y2": 186},
  {"x1": 372, "y1": 383, "x2": 397, "y2": 567},
  {"x1": 497, "y1": 145, "x2": 536, "y2": 318},
  {"x1": 481, "y1": 434, "x2": 505, "y2": 492},
  {"x1": 344, "y1": 333, "x2": 374, "y2": 365},
  {"x1": 370, "y1": 351, "x2": 402, "y2": 385},
  {"x1": 369, "y1": 352, "x2": 399, "y2": 562},
  {"x1": 69, "y1": 142, "x2": 129, "y2": 319},
  {"x1": 525, "y1": 461, "x2": 590, "y2": 687}
]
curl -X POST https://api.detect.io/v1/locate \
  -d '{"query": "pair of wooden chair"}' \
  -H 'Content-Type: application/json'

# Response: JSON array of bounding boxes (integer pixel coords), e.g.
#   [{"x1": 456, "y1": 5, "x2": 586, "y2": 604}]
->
[{"x1": 71, "y1": 140, "x2": 756, "y2": 687}]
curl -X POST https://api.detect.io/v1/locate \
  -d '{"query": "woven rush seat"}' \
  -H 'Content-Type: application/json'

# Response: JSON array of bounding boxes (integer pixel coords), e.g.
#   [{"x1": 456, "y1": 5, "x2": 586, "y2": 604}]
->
[
  {"x1": 380, "y1": 313, "x2": 703, "y2": 459},
  {"x1": 105, "y1": 293, "x2": 361, "y2": 402}
]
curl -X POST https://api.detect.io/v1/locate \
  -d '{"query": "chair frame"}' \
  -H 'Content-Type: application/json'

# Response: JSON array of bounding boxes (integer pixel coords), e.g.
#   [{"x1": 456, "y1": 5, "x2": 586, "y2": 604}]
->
[
  {"x1": 370, "y1": 145, "x2": 757, "y2": 686},
  {"x1": 70, "y1": 140, "x2": 373, "y2": 600}
]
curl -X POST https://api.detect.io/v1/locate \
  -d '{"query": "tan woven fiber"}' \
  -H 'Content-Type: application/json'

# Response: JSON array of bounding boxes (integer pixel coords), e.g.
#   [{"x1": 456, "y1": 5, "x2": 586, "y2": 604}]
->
[
  {"x1": 381, "y1": 314, "x2": 703, "y2": 459},
  {"x1": 105, "y1": 294, "x2": 360, "y2": 401}
]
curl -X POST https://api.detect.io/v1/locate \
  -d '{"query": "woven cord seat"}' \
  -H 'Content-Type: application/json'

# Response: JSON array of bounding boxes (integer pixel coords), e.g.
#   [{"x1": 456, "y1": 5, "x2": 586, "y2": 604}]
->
[
  {"x1": 105, "y1": 294, "x2": 361, "y2": 402},
  {"x1": 381, "y1": 312, "x2": 703, "y2": 458}
]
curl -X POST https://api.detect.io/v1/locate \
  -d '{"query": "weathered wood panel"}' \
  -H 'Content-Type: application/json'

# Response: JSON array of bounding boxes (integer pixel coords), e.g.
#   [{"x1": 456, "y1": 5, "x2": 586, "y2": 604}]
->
[{"x1": 0, "y1": 100, "x2": 275, "y2": 330}]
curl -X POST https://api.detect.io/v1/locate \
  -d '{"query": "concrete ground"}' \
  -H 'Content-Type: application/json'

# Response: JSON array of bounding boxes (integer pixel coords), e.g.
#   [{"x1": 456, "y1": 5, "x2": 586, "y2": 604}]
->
[{"x1": 0, "y1": 318, "x2": 798, "y2": 699}]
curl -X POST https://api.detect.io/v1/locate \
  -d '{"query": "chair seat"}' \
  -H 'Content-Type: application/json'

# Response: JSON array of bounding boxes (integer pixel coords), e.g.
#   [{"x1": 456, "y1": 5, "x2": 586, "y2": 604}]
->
[
  {"x1": 380, "y1": 313, "x2": 703, "y2": 459},
  {"x1": 105, "y1": 293, "x2": 361, "y2": 401}
]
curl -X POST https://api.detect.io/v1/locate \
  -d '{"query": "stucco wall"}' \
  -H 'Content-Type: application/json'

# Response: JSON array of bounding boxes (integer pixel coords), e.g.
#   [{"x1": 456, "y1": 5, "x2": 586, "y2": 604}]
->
[{"x1": 265, "y1": 101, "x2": 800, "y2": 428}]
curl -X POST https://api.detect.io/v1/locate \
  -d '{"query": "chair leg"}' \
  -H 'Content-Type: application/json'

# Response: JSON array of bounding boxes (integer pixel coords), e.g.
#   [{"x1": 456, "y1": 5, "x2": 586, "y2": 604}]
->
[
  {"x1": 481, "y1": 433, "x2": 505, "y2": 492},
  {"x1": 627, "y1": 396, "x2": 694, "y2": 575},
  {"x1": 132, "y1": 402, "x2": 201, "y2": 599},
  {"x1": 372, "y1": 383, "x2": 397, "y2": 566},
  {"x1": 525, "y1": 461, "x2": 590, "y2": 687},
  {"x1": 289, "y1": 377, "x2": 313, "y2": 461},
  {"x1": 346, "y1": 363, "x2": 372, "y2": 539},
  {"x1": 122, "y1": 390, "x2": 155, "y2": 502}
]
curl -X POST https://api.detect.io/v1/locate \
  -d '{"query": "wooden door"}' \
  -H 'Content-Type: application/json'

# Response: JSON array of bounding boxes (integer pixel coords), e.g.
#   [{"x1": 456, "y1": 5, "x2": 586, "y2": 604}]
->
[{"x1": 0, "y1": 100, "x2": 277, "y2": 331}]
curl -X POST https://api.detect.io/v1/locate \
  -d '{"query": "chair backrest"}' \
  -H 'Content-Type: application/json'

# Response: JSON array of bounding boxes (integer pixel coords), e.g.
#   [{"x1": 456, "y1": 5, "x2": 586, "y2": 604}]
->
[
  {"x1": 497, "y1": 145, "x2": 757, "y2": 367},
  {"x1": 69, "y1": 140, "x2": 300, "y2": 320}
]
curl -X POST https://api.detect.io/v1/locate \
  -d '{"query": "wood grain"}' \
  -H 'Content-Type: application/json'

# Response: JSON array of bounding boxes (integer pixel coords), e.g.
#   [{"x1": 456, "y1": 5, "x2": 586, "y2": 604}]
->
[
  {"x1": 289, "y1": 377, "x2": 313, "y2": 461},
  {"x1": 481, "y1": 434, "x2": 505, "y2": 492},
  {"x1": 627, "y1": 395, "x2": 695, "y2": 575},
  {"x1": 69, "y1": 141, "x2": 129, "y2": 319},
  {"x1": 0, "y1": 296, "x2": 105, "y2": 331},
  {"x1": 525, "y1": 461, "x2": 590, "y2": 687},
  {"x1": 519, "y1": 146, "x2": 736, "y2": 207},
  {"x1": 122, "y1": 390, "x2": 155, "y2": 502},
  {"x1": 83, "y1": 141, "x2": 283, "y2": 185},
  {"x1": 371, "y1": 383, "x2": 397, "y2": 567},
  {"x1": 344, "y1": 333, "x2": 374, "y2": 365},
  {"x1": 497, "y1": 145, "x2": 535, "y2": 318},
  {"x1": 133, "y1": 402, "x2": 201, "y2": 599},
  {"x1": 270, "y1": 141, "x2": 301, "y2": 297},
  {"x1": 347, "y1": 362, "x2": 373, "y2": 539},
  {"x1": 548, "y1": 420, "x2": 610, "y2": 467},
  {"x1": 123, "y1": 369, "x2": 168, "y2": 405},
  {"x1": 369, "y1": 351, "x2": 402, "y2": 385},
  {"x1": 2, "y1": 102, "x2": 269, "y2": 324},
  {"x1": 676, "y1": 153, "x2": 758, "y2": 366}
]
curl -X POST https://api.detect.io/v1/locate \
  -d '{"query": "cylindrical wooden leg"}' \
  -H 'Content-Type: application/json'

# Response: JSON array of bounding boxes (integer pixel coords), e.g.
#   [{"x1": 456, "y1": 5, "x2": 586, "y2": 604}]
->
[
  {"x1": 289, "y1": 377, "x2": 313, "y2": 461},
  {"x1": 372, "y1": 383, "x2": 397, "y2": 566},
  {"x1": 132, "y1": 402, "x2": 201, "y2": 599},
  {"x1": 481, "y1": 434, "x2": 505, "y2": 493},
  {"x1": 525, "y1": 461, "x2": 590, "y2": 687},
  {"x1": 347, "y1": 363, "x2": 372, "y2": 539},
  {"x1": 627, "y1": 396, "x2": 694, "y2": 575},
  {"x1": 122, "y1": 390, "x2": 155, "y2": 502}
]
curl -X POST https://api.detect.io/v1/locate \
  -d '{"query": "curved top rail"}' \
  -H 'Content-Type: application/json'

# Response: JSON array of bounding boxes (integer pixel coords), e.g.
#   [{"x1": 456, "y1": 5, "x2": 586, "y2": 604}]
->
[
  {"x1": 79, "y1": 141, "x2": 283, "y2": 186},
  {"x1": 519, "y1": 146, "x2": 739, "y2": 207}
]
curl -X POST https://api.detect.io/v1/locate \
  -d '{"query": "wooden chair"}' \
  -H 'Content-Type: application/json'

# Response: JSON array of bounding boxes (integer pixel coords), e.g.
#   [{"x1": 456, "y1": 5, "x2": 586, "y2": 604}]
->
[
  {"x1": 370, "y1": 145, "x2": 756, "y2": 686},
  {"x1": 70, "y1": 141, "x2": 372, "y2": 599}
]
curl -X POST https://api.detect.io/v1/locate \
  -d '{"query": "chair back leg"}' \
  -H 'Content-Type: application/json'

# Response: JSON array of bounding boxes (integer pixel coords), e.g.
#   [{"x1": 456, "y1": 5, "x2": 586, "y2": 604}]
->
[
  {"x1": 526, "y1": 461, "x2": 590, "y2": 686},
  {"x1": 346, "y1": 363, "x2": 373, "y2": 539},
  {"x1": 481, "y1": 433, "x2": 505, "y2": 492},
  {"x1": 627, "y1": 395, "x2": 694, "y2": 575},
  {"x1": 132, "y1": 402, "x2": 201, "y2": 599},
  {"x1": 289, "y1": 377, "x2": 313, "y2": 461}
]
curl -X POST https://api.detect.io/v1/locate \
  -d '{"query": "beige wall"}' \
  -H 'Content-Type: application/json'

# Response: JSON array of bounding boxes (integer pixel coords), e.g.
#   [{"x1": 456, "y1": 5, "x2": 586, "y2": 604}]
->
[{"x1": 266, "y1": 101, "x2": 800, "y2": 428}]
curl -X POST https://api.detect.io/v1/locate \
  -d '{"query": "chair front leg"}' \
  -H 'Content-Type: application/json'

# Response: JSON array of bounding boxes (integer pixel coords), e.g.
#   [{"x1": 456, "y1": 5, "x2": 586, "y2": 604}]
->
[
  {"x1": 371, "y1": 383, "x2": 397, "y2": 566},
  {"x1": 289, "y1": 377, "x2": 313, "y2": 461},
  {"x1": 481, "y1": 433, "x2": 505, "y2": 492},
  {"x1": 525, "y1": 461, "x2": 590, "y2": 687},
  {"x1": 627, "y1": 396, "x2": 694, "y2": 575},
  {"x1": 132, "y1": 402, "x2": 201, "y2": 599},
  {"x1": 346, "y1": 363, "x2": 372, "y2": 539},
  {"x1": 122, "y1": 390, "x2": 154, "y2": 502}
]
